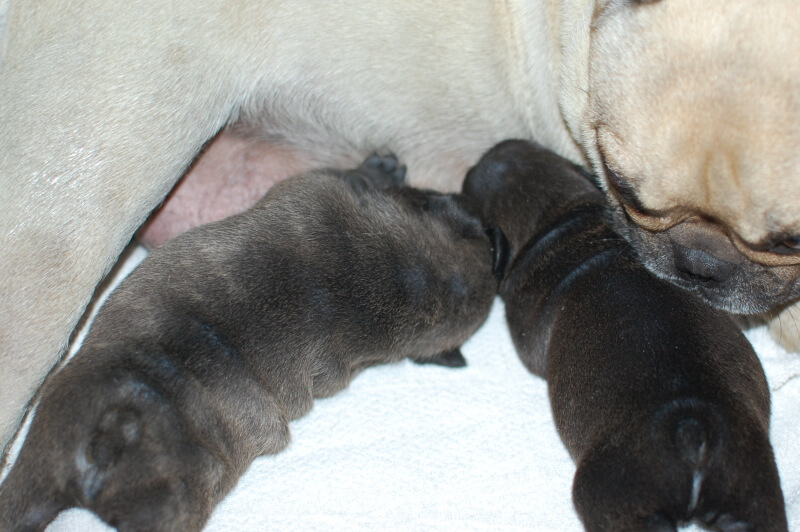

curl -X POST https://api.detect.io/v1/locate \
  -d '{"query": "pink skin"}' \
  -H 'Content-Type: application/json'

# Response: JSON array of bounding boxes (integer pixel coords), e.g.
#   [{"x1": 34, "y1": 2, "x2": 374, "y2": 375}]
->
[{"x1": 136, "y1": 133, "x2": 312, "y2": 249}]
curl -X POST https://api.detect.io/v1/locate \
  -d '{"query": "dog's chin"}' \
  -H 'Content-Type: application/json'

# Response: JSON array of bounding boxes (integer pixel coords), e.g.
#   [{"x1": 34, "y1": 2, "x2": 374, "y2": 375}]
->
[{"x1": 606, "y1": 208, "x2": 800, "y2": 316}]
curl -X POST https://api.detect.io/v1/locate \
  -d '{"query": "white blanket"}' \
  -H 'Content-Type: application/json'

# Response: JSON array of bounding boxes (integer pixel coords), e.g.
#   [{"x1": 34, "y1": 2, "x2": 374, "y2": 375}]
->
[{"x1": 6, "y1": 244, "x2": 798, "y2": 531}]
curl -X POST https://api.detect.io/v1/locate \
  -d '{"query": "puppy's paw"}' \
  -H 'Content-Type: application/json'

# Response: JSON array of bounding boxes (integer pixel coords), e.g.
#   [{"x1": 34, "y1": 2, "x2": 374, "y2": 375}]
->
[
  {"x1": 357, "y1": 151, "x2": 407, "y2": 187},
  {"x1": 571, "y1": 400, "x2": 787, "y2": 532},
  {"x1": 411, "y1": 348, "x2": 467, "y2": 368}
]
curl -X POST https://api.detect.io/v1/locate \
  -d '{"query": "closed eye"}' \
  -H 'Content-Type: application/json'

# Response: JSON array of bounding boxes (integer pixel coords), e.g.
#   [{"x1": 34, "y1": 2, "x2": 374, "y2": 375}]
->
[
  {"x1": 602, "y1": 162, "x2": 646, "y2": 213},
  {"x1": 766, "y1": 235, "x2": 800, "y2": 255},
  {"x1": 728, "y1": 233, "x2": 800, "y2": 266}
]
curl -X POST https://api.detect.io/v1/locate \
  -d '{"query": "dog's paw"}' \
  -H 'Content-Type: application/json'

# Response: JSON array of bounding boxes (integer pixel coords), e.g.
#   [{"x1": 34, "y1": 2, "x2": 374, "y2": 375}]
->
[{"x1": 571, "y1": 400, "x2": 787, "y2": 532}]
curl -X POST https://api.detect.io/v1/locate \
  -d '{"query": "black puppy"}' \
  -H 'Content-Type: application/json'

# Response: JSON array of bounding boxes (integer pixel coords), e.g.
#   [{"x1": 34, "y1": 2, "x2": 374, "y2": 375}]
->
[
  {"x1": 0, "y1": 154, "x2": 499, "y2": 531},
  {"x1": 463, "y1": 140, "x2": 787, "y2": 531}
]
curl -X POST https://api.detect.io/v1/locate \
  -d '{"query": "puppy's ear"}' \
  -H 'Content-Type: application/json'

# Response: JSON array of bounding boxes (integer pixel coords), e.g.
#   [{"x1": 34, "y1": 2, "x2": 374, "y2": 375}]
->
[{"x1": 487, "y1": 224, "x2": 510, "y2": 281}]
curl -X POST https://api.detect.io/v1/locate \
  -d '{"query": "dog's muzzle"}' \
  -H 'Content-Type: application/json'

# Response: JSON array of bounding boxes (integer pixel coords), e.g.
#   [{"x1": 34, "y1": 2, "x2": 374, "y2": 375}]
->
[{"x1": 672, "y1": 244, "x2": 736, "y2": 285}]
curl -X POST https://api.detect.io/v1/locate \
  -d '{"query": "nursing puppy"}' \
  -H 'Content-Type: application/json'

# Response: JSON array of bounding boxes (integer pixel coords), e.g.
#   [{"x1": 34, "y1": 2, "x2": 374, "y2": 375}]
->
[
  {"x1": 3, "y1": 0, "x2": 800, "y2": 462},
  {"x1": 464, "y1": 140, "x2": 787, "y2": 531},
  {"x1": 0, "y1": 154, "x2": 498, "y2": 532}
]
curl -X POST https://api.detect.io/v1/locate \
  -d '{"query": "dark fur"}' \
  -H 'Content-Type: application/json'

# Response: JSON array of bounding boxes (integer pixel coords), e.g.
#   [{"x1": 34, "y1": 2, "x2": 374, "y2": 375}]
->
[
  {"x1": 0, "y1": 154, "x2": 498, "y2": 532},
  {"x1": 463, "y1": 140, "x2": 787, "y2": 531}
]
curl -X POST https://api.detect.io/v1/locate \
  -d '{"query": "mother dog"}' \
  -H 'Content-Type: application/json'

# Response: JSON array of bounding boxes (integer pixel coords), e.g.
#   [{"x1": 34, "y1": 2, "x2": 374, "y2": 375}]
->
[{"x1": 1, "y1": 0, "x2": 799, "y2": 458}]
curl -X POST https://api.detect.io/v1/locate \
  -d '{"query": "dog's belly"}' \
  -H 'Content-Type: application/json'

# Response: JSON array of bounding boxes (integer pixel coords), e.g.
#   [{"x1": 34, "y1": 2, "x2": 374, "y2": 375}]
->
[
  {"x1": 136, "y1": 133, "x2": 481, "y2": 248},
  {"x1": 136, "y1": 134, "x2": 311, "y2": 248}
]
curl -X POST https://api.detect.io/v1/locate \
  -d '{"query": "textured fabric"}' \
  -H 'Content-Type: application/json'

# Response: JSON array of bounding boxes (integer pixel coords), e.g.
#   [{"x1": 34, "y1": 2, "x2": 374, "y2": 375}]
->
[{"x1": 13, "y1": 244, "x2": 797, "y2": 532}]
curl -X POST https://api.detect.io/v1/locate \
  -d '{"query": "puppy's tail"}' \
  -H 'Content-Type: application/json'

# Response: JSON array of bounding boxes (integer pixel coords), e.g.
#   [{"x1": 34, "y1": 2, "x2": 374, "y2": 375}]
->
[
  {"x1": 650, "y1": 398, "x2": 721, "y2": 514},
  {"x1": 649, "y1": 397, "x2": 786, "y2": 531}
]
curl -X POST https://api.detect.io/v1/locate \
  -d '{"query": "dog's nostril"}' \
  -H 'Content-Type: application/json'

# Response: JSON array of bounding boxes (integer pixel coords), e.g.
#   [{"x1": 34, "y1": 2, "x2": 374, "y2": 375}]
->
[{"x1": 673, "y1": 245, "x2": 735, "y2": 284}]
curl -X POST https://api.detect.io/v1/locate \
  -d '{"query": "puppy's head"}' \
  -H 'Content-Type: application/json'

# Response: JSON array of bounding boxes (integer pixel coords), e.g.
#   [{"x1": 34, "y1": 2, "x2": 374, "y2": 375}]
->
[
  {"x1": 463, "y1": 139, "x2": 602, "y2": 265},
  {"x1": 581, "y1": 0, "x2": 800, "y2": 313}
]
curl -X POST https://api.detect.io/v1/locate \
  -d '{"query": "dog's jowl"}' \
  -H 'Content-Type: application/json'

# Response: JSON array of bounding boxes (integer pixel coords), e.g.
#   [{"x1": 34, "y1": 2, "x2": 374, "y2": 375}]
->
[
  {"x1": 464, "y1": 140, "x2": 787, "y2": 531},
  {"x1": 0, "y1": 154, "x2": 498, "y2": 532}
]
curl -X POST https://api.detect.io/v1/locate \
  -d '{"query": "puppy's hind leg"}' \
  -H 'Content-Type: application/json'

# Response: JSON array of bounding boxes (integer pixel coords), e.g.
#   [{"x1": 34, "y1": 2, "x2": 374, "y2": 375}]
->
[{"x1": 572, "y1": 398, "x2": 786, "y2": 532}]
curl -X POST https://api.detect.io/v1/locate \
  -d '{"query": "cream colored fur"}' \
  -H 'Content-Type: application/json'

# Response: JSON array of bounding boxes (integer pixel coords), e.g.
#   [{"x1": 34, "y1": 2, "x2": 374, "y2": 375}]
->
[{"x1": 1, "y1": 0, "x2": 798, "y2": 459}]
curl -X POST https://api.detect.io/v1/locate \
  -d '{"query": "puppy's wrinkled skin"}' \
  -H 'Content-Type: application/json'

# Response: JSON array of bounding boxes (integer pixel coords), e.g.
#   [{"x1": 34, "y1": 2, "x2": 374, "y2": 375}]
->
[
  {"x1": 464, "y1": 140, "x2": 786, "y2": 531},
  {"x1": 0, "y1": 155, "x2": 498, "y2": 532},
  {"x1": 2, "y1": 0, "x2": 800, "y2": 458}
]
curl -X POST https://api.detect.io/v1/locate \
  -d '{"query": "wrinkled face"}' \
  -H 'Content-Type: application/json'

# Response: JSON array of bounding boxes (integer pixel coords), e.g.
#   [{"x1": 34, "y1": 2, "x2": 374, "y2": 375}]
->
[{"x1": 584, "y1": 0, "x2": 800, "y2": 313}]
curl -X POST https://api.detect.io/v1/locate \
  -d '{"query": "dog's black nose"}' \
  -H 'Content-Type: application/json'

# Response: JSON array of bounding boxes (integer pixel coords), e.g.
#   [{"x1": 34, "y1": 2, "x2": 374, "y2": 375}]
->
[{"x1": 673, "y1": 244, "x2": 735, "y2": 283}]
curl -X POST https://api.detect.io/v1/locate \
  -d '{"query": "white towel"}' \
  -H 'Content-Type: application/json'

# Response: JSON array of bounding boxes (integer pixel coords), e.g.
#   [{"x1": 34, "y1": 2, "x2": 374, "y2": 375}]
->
[{"x1": 6, "y1": 244, "x2": 796, "y2": 531}]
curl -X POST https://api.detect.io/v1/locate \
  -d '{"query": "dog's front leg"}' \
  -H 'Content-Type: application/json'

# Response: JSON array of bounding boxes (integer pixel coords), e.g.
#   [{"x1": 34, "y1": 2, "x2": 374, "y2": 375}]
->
[{"x1": 0, "y1": 1, "x2": 244, "y2": 457}]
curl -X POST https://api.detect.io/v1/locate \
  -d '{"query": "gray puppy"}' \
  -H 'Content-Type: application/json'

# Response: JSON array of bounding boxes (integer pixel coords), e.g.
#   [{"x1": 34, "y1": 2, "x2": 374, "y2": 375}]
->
[
  {"x1": 463, "y1": 140, "x2": 787, "y2": 532},
  {"x1": 0, "y1": 154, "x2": 499, "y2": 531}
]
